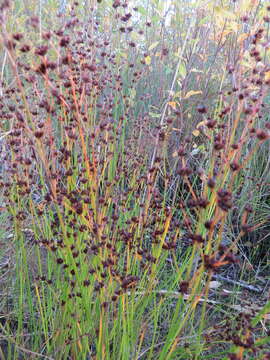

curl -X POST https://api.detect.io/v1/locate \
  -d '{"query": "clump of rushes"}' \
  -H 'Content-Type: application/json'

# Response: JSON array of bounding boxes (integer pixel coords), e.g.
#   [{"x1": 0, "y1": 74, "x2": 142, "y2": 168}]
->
[{"x1": 0, "y1": 1, "x2": 269, "y2": 360}]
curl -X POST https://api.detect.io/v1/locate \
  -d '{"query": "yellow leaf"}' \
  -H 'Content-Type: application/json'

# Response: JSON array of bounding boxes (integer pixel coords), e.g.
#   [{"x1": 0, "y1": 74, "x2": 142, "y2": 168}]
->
[
  {"x1": 228, "y1": 21, "x2": 239, "y2": 32},
  {"x1": 238, "y1": 33, "x2": 249, "y2": 43},
  {"x1": 221, "y1": 30, "x2": 233, "y2": 38},
  {"x1": 241, "y1": 60, "x2": 252, "y2": 69},
  {"x1": 184, "y1": 90, "x2": 202, "y2": 99},
  {"x1": 168, "y1": 101, "x2": 177, "y2": 110},
  {"x1": 178, "y1": 63, "x2": 186, "y2": 78},
  {"x1": 192, "y1": 129, "x2": 200, "y2": 137},
  {"x1": 196, "y1": 120, "x2": 208, "y2": 128},
  {"x1": 135, "y1": 254, "x2": 142, "y2": 261},
  {"x1": 145, "y1": 55, "x2": 151, "y2": 65},
  {"x1": 148, "y1": 41, "x2": 159, "y2": 51},
  {"x1": 214, "y1": 6, "x2": 236, "y2": 20},
  {"x1": 265, "y1": 71, "x2": 270, "y2": 82}
]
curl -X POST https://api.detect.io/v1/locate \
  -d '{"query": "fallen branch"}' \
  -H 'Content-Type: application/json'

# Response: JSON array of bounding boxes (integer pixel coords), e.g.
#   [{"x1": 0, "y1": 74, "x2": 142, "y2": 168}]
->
[
  {"x1": 127, "y1": 289, "x2": 267, "y2": 315},
  {"x1": 212, "y1": 274, "x2": 263, "y2": 293}
]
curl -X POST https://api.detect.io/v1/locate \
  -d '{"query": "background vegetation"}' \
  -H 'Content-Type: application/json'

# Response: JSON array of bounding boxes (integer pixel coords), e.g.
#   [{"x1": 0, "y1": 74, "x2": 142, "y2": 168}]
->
[{"x1": 0, "y1": 0, "x2": 269, "y2": 359}]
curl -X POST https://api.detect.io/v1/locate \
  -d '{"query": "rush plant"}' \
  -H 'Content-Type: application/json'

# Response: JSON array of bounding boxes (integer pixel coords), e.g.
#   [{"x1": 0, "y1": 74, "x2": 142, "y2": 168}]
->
[{"x1": 0, "y1": 1, "x2": 269, "y2": 360}]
